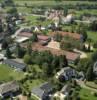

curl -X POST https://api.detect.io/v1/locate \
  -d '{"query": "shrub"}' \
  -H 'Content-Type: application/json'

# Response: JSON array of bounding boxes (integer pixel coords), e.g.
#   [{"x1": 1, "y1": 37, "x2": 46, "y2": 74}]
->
[
  {"x1": 93, "y1": 92, "x2": 97, "y2": 97},
  {"x1": 93, "y1": 42, "x2": 97, "y2": 48},
  {"x1": 94, "y1": 80, "x2": 97, "y2": 84}
]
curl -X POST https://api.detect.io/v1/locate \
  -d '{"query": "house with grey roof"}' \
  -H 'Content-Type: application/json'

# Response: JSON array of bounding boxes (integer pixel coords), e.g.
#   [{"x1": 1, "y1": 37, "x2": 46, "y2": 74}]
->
[
  {"x1": 0, "y1": 81, "x2": 20, "y2": 98},
  {"x1": 2, "y1": 59, "x2": 26, "y2": 71},
  {"x1": 56, "y1": 67, "x2": 76, "y2": 81},
  {"x1": 31, "y1": 82, "x2": 53, "y2": 100}
]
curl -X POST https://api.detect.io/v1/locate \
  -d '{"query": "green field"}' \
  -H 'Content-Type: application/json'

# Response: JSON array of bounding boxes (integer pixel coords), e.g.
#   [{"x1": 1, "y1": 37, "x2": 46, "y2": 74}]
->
[
  {"x1": 23, "y1": 79, "x2": 45, "y2": 91},
  {"x1": 0, "y1": 64, "x2": 25, "y2": 82},
  {"x1": 87, "y1": 31, "x2": 97, "y2": 43},
  {"x1": 11, "y1": 0, "x2": 97, "y2": 6},
  {"x1": 79, "y1": 88, "x2": 97, "y2": 100}
]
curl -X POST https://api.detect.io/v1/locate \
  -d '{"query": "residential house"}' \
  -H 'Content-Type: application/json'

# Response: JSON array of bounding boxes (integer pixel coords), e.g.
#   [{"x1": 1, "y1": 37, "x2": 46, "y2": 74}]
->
[
  {"x1": 2, "y1": 59, "x2": 26, "y2": 71},
  {"x1": 53, "y1": 84, "x2": 71, "y2": 100},
  {"x1": 32, "y1": 43, "x2": 80, "y2": 64},
  {"x1": 62, "y1": 14, "x2": 74, "y2": 24},
  {"x1": 0, "y1": 81, "x2": 20, "y2": 98},
  {"x1": 56, "y1": 67, "x2": 76, "y2": 81},
  {"x1": 16, "y1": 31, "x2": 32, "y2": 43},
  {"x1": 21, "y1": 43, "x2": 80, "y2": 64},
  {"x1": 49, "y1": 31, "x2": 81, "y2": 40},
  {"x1": 17, "y1": 30, "x2": 51, "y2": 44},
  {"x1": 31, "y1": 82, "x2": 53, "y2": 100},
  {"x1": 38, "y1": 35, "x2": 51, "y2": 45},
  {"x1": 17, "y1": 32, "x2": 33, "y2": 38},
  {"x1": 0, "y1": 53, "x2": 6, "y2": 62}
]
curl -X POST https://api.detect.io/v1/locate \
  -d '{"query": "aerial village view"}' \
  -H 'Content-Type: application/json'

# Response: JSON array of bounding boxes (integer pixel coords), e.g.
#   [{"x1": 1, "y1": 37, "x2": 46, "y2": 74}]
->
[{"x1": 0, "y1": 0, "x2": 97, "y2": 100}]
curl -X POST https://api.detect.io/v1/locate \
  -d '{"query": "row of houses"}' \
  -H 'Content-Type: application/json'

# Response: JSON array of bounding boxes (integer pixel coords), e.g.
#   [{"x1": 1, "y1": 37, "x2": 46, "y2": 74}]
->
[
  {"x1": 13, "y1": 28, "x2": 80, "y2": 64},
  {"x1": 22, "y1": 42, "x2": 80, "y2": 64},
  {"x1": 0, "y1": 28, "x2": 82, "y2": 99},
  {"x1": 0, "y1": 81, "x2": 53, "y2": 99}
]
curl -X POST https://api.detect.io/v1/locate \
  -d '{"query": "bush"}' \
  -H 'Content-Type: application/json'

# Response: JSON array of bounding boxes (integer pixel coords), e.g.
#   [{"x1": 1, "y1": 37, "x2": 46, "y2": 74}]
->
[
  {"x1": 23, "y1": 54, "x2": 32, "y2": 64},
  {"x1": 94, "y1": 80, "x2": 97, "y2": 84},
  {"x1": 93, "y1": 92, "x2": 97, "y2": 97},
  {"x1": 75, "y1": 86, "x2": 81, "y2": 91},
  {"x1": 93, "y1": 42, "x2": 97, "y2": 48}
]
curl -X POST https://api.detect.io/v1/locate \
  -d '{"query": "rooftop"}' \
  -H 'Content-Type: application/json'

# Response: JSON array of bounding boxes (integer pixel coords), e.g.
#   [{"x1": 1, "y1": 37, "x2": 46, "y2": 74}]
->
[
  {"x1": 49, "y1": 31, "x2": 81, "y2": 40},
  {"x1": 0, "y1": 81, "x2": 19, "y2": 95},
  {"x1": 15, "y1": 36, "x2": 29, "y2": 43},
  {"x1": 31, "y1": 82, "x2": 53, "y2": 99},
  {"x1": 18, "y1": 32, "x2": 33, "y2": 37},
  {"x1": 3, "y1": 59, "x2": 26, "y2": 70},
  {"x1": 37, "y1": 35, "x2": 50, "y2": 41},
  {"x1": 31, "y1": 43, "x2": 80, "y2": 61}
]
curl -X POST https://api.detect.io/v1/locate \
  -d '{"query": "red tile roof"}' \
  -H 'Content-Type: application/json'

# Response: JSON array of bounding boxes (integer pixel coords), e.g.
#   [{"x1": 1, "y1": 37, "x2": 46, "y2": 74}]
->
[
  {"x1": 49, "y1": 31, "x2": 81, "y2": 40},
  {"x1": 30, "y1": 43, "x2": 80, "y2": 61},
  {"x1": 18, "y1": 32, "x2": 49, "y2": 41},
  {"x1": 38, "y1": 35, "x2": 50, "y2": 41},
  {"x1": 18, "y1": 32, "x2": 33, "y2": 37}
]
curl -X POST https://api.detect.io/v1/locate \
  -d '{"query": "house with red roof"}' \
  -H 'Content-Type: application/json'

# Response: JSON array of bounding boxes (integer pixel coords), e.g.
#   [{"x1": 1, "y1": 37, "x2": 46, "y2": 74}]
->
[
  {"x1": 17, "y1": 31, "x2": 51, "y2": 45},
  {"x1": 21, "y1": 43, "x2": 80, "y2": 64},
  {"x1": 49, "y1": 31, "x2": 81, "y2": 40}
]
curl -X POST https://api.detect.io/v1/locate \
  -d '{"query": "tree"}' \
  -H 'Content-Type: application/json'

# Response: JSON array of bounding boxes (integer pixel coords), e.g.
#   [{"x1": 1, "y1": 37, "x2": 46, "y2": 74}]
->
[
  {"x1": 81, "y1": 28, "x2": 88, "y2": 42},
  {"x1": 92, "y1": 51, "x2": 97, "y2": 62},
  {"x1": 7, "y1": 7, "x2": 18, "y2": 17},
  {"x1": 60, "y1": 40, "x2": 73, "y2": 51},
  {"x1": 23, "y1": 54, "x2": 32, "y2": 64},
  {"x1": 30, "y1": 33, "x2": 38, "y2": 42},
  {"x1": 87, "y1": 38, "x2": 92, "y2": 51},
  {"x1": 90, "y1": 21, "x2": 97, "y2": 31},
  {"x1": 51, "y1": 78, "x2": 63, "y2": 91},
  {"x1": 64, "y1": 7, "x2": 68, "y2": 16},
  {"x1": 54, "y1": 0, "x2": 62, "y2": 2},
  {"x1": 15, "y1": 43, "x2": 24, "y2": 58},
  {"x1": 42, "y1": 62, "x2": 50, "y2": 77},
  {"x1": 86, "y1": 65, "x2": 94, "y2": 81},
  {"x1": 0, "y1": 19, "x2": 3, "y2": 32},
  {"x1": 26, "y1": 41, "x2": 32, "y2": 55},
  {"x1": 59, "y1": 55, "x2": 68, "y2": 68},
  {"x1": 77, "y1": 58, "x2": 91, "y2": 72},
  {"x1": 93, "y1": 41, "x2": 97, "y2": 48},
  {"x1": 1, "y1": 39, "x2": 8, "y2": 49},
  {"x1": 51, "y1": 56, "x2": 59, "y2": 69},
  {"x1": 70, "y1": 25, "x2": 75, "y2": 33},
  {"x1": 5, "y1": 47, "x2": 12, "y2": 58},
  {"x1": 54, "y1": 33, "x2": 62, "y2": 42}
]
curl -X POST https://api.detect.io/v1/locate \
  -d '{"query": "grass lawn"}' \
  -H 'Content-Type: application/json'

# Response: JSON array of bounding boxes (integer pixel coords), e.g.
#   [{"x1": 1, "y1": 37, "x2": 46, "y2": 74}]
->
[
  {"x1": 75, "y1": 9, "x2": 97, "y2": 17},
  {"x1": 0, "y1": 64, "x2": 25, "y2": 82},
  {"x1": 23, "y1": 79, "x2": 45, "y2": 91},
  {"x1": 30, "y1": 96, "x2": 38, "y2": 100},
  {"x1": 22, "y1": 65, "x2": 45, "y2": 91},
  {"x1": 25, "y1": 15, "x2": 53, "y2": 26},
  {"x1": 87, "y1": 31, "x2": 97, "y2": 43},
  {"x1": 86, "y1": 81, "x2": 97, "y2": 89},
  {"x1": 79, "y1": 88, "x2": 97, "y2": 100},
  {"x1": 13, "y1": 0, "x2": 97, "y2": 6}
]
